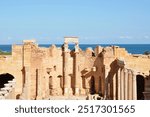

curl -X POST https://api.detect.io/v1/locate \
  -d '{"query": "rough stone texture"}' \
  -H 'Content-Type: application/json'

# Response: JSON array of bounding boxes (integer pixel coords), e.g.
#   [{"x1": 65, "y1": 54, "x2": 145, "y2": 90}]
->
[{"x1": 0, "y1": 37, "x2": 150, "y2": 100}]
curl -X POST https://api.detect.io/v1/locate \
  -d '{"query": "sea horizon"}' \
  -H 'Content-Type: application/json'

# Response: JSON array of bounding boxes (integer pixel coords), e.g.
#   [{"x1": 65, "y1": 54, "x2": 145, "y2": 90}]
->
[{"x1": 0, "y1": 44, "x2": 150, "y2": 54}]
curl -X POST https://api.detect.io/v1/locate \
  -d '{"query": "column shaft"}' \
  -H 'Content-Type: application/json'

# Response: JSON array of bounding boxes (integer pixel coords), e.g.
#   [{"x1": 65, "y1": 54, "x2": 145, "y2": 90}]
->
[
  {"x1": 20, "y1": 66, "x2": 31, "y2": 99},
  {"x1": 132, "y1": 71, "x2": 137, "y2": 100},
  {"x1": 120, "y1": 68, "x2": 124, "y2": 100},
  {"x1": 128, "y1": 70, "x2": 133, "y2": 100},
  {"x1": 113, "y1": 73, "x2": 116, "y2": 100},
  {"x1": 117, "y1": 68, "x2": 121, "y2": 100},
  {"x1": 104, "y1": 66, "x2": 109, "y2": 99},
  {"x1": 124, "y1": 69, "x2": 128, "y2": 100},
  {"x1": 74, "y1": 52, "x2": 80, "y2": 96},
  {"x1": 63, "y1": 51, "x2": 70, "y2": 96}
]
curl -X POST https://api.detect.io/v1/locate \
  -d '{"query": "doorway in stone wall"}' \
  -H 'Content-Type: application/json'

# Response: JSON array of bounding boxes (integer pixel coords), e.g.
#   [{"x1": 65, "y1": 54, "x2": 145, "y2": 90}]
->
[
  {"x1": 0, "y1": 73, "x2": 14, "y2": 88},
  {"x1": 136, "y1": 75, "x2": 145, "y2": 100},
  {"x1": 90, "y1": 76, "x2": 95, "y2": 94}
]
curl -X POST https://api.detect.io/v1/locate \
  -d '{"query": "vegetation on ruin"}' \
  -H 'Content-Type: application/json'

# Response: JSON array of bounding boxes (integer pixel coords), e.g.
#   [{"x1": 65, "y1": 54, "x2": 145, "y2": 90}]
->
[
  {"x1": 144, "y1": 51, "x2": 150, "y2": 55},
  {"x1": 0, "y1": 49, "x2": 11, "y2": 55}
]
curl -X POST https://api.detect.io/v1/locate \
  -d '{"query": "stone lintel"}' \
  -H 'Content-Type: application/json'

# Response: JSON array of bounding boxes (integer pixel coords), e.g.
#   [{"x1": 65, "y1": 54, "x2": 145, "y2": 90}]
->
[
  {"x1": 23, "y1": 40, "x2": 36, "y2": 44},
  {"x1": 64, "y1": 37, "x2": 79, "y2": 44}
]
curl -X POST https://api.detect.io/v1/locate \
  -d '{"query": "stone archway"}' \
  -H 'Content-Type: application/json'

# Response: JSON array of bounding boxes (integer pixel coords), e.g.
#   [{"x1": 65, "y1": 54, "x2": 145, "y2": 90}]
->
[
  {"x1": 136, "y1": 75, "x2": 144, "y2": 100},
  {"x1": 0, "y1": 73, "x2": 14, "y2": 88}
]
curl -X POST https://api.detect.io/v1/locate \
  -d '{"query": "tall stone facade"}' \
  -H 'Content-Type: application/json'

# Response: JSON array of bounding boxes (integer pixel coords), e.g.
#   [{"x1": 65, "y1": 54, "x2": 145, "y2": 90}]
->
[{"x1": 0, "y1": 37, "x2": 150, "y2": 100}]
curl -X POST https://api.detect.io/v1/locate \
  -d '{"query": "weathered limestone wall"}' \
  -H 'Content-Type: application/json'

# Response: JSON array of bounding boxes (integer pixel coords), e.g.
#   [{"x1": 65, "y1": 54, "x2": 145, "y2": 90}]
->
[
  {"x1": 19, "y1": 38, "x2": 96, "y2": 99},
  {"x1": 0, "y1": 38, "x2": 150, "y2": 100},
  {"x1": 126, "y1": 55, "x2": 150, "y2": 75},
  {"x1": 112, "y1": 46, "x2": 150, "y2": 75},
  {"x1": 80, "y1": 48, "x2": 96, "y2": 95},
  {"x1": 94, "y1": 45, "x2": 150, "y2": 100},
  {"x1": 0, "y1": 45, "x2": 23, "y2": 98},
  {"x1": 44, "y1": 45, "x2": 63, "y2": 97},
  {"x1": 12, "y1": 45, "x2": 23, "y2": 97}
]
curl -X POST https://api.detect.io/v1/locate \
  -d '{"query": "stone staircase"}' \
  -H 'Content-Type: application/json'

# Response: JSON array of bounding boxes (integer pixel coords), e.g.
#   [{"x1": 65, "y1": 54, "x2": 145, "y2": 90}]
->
[{"x1": 0, "y1": 79, "x2": 16, "y2": 99}]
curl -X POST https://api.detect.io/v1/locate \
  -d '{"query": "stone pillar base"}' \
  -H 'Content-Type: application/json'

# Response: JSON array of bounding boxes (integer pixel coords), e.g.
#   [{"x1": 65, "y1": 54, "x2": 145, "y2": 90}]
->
[
  {"x1": 50, "y1": 88, "x2": 63, "y2": 96},
  {"x1": 36, "y1": 95, "x2": 42, "y2": 100},
  {"x1": 85, "y1": 88, "x2": 90, "y2": 95},
  {"x1": 64, "y1": 88, "x2": 69, "y2": 96},
  {"x1": 20, "y1": 93, "x2": 27, "y2": 100},
  {"x1": 75, "y1": 88, "x2": 80, "y2": 96},
  {"x1": 20, "y1": 88, "x2": 31, "y2": 100}
]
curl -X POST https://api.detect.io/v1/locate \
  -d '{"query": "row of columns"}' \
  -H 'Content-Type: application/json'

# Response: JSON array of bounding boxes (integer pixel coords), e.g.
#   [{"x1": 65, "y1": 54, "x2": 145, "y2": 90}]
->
[
  {"x1": 113, "y1": 68, "x2": 137, "y2": 100},
  {"x1": 63, "y1": 41, "x2": 80, "y2": 96}
]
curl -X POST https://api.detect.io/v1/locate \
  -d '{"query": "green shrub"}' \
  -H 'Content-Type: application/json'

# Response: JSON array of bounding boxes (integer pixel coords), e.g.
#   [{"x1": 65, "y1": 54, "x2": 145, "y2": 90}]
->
[{"x1": 0, "y1": 49, "x2": 11, "y2": 55}]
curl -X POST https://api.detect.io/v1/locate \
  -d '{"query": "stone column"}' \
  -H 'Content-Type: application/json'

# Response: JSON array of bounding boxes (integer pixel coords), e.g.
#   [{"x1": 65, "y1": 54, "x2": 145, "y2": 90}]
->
[
  {"x1": 20, "y1": 41, "x2": 32, "y2": 99},
  {"x1": 117, "y1": 68, "x2": 121, "y2": 100},
  {"x1": 74, "y1": 43, "x2": 80, "y2": 96},
  {"x1": 36, "y1": 69, "x2": 42, "y2": 99},
  {"x1": 63, "y1": 43, "x2": 69, "y2": 96},
  {"x1": 124, "y1": 68, "x2": 128, "y2": 100},
  {"x1": 132, "y1": 71, "x2": 137, "y2": 100},
  {"x1": 25, "y1": 67, "x2": 31, "y2": 99},
  {"x1": 120, "y1": 68, "x2": 124, "y2": 100},
  {"x1": 128, "y1": 70, "x2": 133, "y2": 100},
  {"x1": 113, "y1": 73, "x2": 116, "y2": 100},
  {"x1": 104, "y1": 66, "x2": 109, "y2": 99},
  {"x1": 20, "y1": 66, "x2": 31, "y2": 99}
]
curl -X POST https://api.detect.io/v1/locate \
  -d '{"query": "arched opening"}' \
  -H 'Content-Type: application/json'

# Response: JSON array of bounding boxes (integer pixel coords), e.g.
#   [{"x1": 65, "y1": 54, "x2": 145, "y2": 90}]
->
[
  {"x1": 136, "y1": 75, "x2": 144, "y2": 100},
  {"x1": 90, "y1": 76, "x2": 95, "y2": 94},
  {"x1": 0, "y1": 73, "x2": 14, "y2": 88}
]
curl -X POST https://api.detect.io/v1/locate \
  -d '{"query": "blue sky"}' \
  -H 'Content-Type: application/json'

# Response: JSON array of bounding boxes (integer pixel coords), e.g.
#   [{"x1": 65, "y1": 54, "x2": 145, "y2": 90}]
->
[{"x1": 0, "y1": 0, "x2": 150, "y2": 44}]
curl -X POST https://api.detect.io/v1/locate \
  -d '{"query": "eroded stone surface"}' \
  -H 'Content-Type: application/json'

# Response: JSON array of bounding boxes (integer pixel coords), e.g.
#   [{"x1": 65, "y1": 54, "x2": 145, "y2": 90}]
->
[{"x1": 0, "y1": 37, "x2": 150, "y2": 100}]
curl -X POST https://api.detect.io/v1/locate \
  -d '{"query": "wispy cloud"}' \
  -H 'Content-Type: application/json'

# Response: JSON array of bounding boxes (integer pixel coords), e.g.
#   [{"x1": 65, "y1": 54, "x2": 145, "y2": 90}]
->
[
  {"x1": 144, "y1": 35, "x2": 149, "y2": 39},
  {"x1": 7, "y1": 36, "x2": 13, "y2": 40},
  {"x1": 119, "y1": 36, "x2": 132, "y2": 39}
]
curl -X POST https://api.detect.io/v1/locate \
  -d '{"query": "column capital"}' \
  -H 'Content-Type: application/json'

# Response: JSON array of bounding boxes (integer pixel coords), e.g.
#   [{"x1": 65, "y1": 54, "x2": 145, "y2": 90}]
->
[
  {"x1": 127, "y1": 69, "x2": 132, "y2": 74},
  {"x1": 75, "y1": 43, "x2": 79, "y2": 52},
  {"x1": 131, "y1": 70, "x2": 137, "y2": 76},
  {"x1": 124, "y1": 68, "x2": 128, "y2": 73}
]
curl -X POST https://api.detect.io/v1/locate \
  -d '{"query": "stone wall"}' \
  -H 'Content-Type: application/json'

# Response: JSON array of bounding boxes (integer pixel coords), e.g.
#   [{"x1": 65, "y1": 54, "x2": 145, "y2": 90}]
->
[{"x1": 0, "y1": 38, "x2": 150, "y2": 100}]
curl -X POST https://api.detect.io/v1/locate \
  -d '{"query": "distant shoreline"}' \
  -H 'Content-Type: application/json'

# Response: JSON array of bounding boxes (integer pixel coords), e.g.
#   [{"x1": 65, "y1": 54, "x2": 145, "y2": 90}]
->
[{"x1": 0, "y1": 44, "x2": 150, "y2": 54}]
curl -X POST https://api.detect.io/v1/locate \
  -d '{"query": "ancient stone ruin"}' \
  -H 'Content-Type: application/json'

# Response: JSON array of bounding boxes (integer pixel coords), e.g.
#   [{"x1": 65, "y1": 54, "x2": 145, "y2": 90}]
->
[{"x1": 0, "y1": 37, "x2": 150, "y2": 100}]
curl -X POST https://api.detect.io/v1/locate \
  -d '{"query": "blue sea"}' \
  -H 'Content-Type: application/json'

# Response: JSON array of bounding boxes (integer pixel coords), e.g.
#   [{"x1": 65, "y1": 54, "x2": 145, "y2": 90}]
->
[{"x1": 0, "y1": 44, "x2": 150, "y2": 54}]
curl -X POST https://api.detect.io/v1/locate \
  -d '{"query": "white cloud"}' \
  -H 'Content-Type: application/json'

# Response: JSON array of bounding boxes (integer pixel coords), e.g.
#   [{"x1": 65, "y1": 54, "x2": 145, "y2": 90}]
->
[
  {"x1": 144, "y1": 35, "x2": 149, "y2": 39},
  {"x1": 119, "y1": 36, "x2": 132, "y2": 39},
  {"x1": 7, "y1": 36, "x2": 13, "y2": 40}
]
